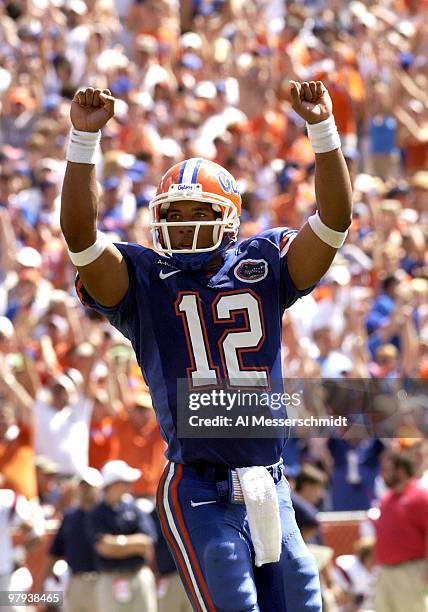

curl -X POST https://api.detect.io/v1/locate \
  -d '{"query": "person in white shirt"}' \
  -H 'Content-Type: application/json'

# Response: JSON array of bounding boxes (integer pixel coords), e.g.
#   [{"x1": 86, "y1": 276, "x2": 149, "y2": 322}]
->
[
  {"x1": 34, "y1": 374, "x2": 93, "y2": 477},
  {"x1": 334, "y1": 537, "x2": 378, "y2": 611},
  {"x1": 0, "y1": 362, "x2": 93, "y2": 477},
  {"x1": 1, "y1": 355, "x2": 93, "y2": 479}
]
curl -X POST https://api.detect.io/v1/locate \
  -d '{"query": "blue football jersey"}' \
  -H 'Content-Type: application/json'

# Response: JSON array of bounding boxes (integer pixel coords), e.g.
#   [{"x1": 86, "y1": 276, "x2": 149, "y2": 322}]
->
[{"x1": 76, "y1": 228, "x2": 315, "y2": 467}]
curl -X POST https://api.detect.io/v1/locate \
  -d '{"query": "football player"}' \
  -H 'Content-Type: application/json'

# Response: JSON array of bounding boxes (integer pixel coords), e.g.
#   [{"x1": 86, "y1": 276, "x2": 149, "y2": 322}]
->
[{"x1": 61, "y1": 80, "x2": 352, "y2": 611}]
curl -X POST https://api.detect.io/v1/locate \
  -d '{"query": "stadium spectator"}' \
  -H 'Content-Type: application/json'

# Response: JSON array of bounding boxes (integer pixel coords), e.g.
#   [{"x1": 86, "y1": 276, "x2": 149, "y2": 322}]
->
[
  {"x1": 41, "y1": 467, "x2": 103, "y2": 612},
  {"x1": 366, "y1": 273, "x2": 401, "y2": 360},
  {"x1": 34, "y1": 455, "x2": 60, "y2": 508},
  {"x1": 327, "y1": 437, "x2": 385, "y2": 511},
  {"x1": 113, "y1": 389, "x2": 167, "y2": 501},
  {"x1": 0, "y1": 214, "x2": 16, "y2": 314},
  {"x1": 406, "y1": 439, "x2": 428, "y2": 488},
  {"x1": 334, "y1": 537, "x2": 377, "y2": 612},
  {"x1": 0, "y1": 87, "x2": 39, "y2": 149},
  {"x1": 291, "y1": 464, "x2": 327, "y2": 543},
  {"x1": 33, "y1": 374, "x2": 92, "y2": 478},
  {"x1": 88, "y1": 389, "x2": 119, "y2": 471},
  {"x1": 151, "y1": 509, "x2": 193, "y2": 612},
  {"x1": 0, "y1": 488, "x2": 43, "y2": 610},
  {"x1": 87, "y1": 460, "x2": 157, "y2": 612},
  {"x1": 372, "y1": 451, "x2": 428, "y2": 612},
  {"x1": 0, "y1": 401, "x2": 36, "y2": 501},
  {"x1": 368, "y1": 84, "x2": 399, "y2": 181}
]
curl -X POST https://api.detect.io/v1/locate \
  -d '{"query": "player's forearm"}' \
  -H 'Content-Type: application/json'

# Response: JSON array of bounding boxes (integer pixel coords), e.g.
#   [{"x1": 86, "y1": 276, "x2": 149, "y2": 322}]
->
[
  {"x1": 314, "y1": 149, "x2": 353, "y2": 232},
  {"x1": 60, "y1": 162, "x2": 98, "y2": 252}
]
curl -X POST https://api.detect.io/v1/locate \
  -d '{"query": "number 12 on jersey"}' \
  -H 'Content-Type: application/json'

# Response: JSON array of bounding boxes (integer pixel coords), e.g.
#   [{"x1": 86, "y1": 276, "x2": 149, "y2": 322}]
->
[{"x1": 175, "y1": 290, "x2": 269, "y2": 388}]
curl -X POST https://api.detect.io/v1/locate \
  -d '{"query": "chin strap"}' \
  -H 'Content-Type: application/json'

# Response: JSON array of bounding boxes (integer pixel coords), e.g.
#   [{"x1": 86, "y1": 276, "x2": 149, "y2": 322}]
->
[
  {"x1": 170, "y1": 251, "x2": 216, "y2": 271},
  {"x1": 170, "y1": 236, "x2": 233, "y2": 271}
]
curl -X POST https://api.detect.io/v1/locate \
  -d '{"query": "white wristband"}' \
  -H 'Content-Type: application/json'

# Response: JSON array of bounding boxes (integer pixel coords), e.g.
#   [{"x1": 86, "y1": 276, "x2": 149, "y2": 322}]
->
[
  {"x1": 308, "y1": 211, "x2": 348, "y2": 249},
  {"x1": 66, "y1": 128, "x2": 101, "y2": 164},
  {"x1": 67, "y1": 231, "x2": 110, "y2": 266},
  {"x1": 306, "y1": 116, "x2": 341, "y2": 154}
]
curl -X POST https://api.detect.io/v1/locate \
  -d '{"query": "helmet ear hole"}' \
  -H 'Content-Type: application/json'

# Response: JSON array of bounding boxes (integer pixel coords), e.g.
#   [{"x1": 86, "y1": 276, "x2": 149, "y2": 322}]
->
[
  {"x1": 211, "y1": 203, "x2": 222, "y2": 220},
  {"x1": 160, "y1": 203, "x2": 170, "y2": 219}
]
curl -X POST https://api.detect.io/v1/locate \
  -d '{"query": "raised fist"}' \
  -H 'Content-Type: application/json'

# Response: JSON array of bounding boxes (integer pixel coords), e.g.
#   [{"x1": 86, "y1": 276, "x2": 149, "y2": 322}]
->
[
  {"x1": 289, "y1": 80, "x2": 333, "y2": 125},
  {"x1": 70, "y1": 87, "x2": 115, "y2": 132}
]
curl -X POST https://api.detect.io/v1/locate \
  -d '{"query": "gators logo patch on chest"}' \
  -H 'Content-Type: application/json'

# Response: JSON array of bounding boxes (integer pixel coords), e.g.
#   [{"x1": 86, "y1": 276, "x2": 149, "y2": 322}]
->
[{"x1": 234, "y1": 259, "x2": 268, "y2": 283}]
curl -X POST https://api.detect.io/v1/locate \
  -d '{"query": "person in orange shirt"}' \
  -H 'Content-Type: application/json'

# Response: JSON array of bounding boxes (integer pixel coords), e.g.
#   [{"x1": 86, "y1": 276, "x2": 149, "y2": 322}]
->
[
  {"x1": 277, "y1": 115, "x2": 314, "y2": 167},
  {"x1": 113, "y1": 390, "x2": 167, "y2": 500},
  {"x1": 125, "y1": 0, "x2": 178, "y2": 47},
  {"x1": 394, "y1": 105, "x2": 428, "y2": 173},
  {"x1": 274, "y1": 19, "x2": 311, "y2": 76},
  {"x1": 405, "y1": 142, "x2": 428, "y2": 173},
  {"x1": 89, "y1": 390, "x2": 120, "y2": 470},
  {"x1": 0, "y1": 332, "x2": 36, "y2": 500},
  {"x1": 315, "y1": 70, "x2": 357, "y2": 152},
  {"x1": 0, "y1": 402, "x2": 37, "y2": 500}
]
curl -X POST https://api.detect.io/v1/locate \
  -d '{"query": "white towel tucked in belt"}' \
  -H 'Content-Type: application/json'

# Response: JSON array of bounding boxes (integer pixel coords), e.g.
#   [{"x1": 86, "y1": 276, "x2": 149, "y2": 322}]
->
[{"x1": 236, "y1": 466, "x2": 282, "y2": 566}]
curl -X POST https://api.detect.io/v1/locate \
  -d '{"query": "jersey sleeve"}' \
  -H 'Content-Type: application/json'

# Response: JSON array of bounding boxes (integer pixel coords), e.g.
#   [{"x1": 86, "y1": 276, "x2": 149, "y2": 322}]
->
[
  {"x1": 256, "y1": 228, "x2": 317, "y2": 310},
  {"x1": 74, "y1": 242, "x2": 147, "y2": 341}
]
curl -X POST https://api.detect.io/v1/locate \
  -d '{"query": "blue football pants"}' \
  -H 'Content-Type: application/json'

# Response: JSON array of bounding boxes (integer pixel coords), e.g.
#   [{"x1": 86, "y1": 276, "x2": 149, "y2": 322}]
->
[{"x1": 156, "y1": 462, "x2": 322, "y2": 612}]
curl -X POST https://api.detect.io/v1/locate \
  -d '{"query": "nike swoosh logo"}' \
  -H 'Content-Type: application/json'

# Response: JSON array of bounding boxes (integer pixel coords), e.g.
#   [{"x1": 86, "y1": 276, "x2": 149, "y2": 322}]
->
[
  {"x1": 190, "y1": 500, "x2": 217, "y2": 508},
  {"x1": 159, "y1": 269, "x2": 181, "y2": 280}
]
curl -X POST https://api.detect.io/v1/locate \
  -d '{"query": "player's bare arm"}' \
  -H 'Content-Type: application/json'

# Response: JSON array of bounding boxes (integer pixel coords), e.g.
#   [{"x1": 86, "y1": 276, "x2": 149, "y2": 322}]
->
[
  {"x1": 286, "y1": 81, "x2": 353, "y2": 290},
  {"x1": 60, "y1": 87, "x2": 129, "y2": 307}
]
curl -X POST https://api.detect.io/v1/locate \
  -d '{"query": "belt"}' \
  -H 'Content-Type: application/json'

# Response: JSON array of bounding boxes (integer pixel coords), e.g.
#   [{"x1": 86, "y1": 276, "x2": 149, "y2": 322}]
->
[
  {"x1": 101, "y1": 566, "x2": 143, "y2": 575},
  {"x1": 383, "y1": 558, "x2": 425, "y2": 567},
  {"x1": 72, "y1": 572, "x2": 98, "y2": 581},
  {"x1": 186, "y1": 461, "x2": 285, "y2": 485}
]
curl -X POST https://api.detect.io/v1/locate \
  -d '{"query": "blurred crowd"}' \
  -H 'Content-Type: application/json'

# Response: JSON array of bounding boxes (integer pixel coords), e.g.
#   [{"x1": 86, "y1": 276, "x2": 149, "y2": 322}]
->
[{"x1": 1, "y1": 0, "x2": 428, "y2": 610}]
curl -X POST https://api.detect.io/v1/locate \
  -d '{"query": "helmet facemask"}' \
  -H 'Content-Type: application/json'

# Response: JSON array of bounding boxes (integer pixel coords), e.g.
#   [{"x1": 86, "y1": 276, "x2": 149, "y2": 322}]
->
[{"x1": 149, "y1": 183, "x2": 240, "y2": 255}]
